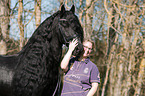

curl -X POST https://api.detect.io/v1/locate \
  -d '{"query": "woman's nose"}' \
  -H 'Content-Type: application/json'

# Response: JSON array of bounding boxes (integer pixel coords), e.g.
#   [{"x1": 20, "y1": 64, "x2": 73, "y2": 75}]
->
[{"x1": 85, "y1": 48, "x2": 89, "y2": 52}]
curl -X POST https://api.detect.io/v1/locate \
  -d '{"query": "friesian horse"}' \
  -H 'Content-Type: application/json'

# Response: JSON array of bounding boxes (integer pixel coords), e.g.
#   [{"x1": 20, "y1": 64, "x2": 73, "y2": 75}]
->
[{"x1": 0, "y1": 5, "x2": 83, "y2": 96}]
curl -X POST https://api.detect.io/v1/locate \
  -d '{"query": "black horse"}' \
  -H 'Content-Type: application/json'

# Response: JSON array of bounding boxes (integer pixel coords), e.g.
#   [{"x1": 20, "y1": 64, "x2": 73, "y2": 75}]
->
[{"x1": 0, "y1": 5, "x2": 83, "y2": 96}]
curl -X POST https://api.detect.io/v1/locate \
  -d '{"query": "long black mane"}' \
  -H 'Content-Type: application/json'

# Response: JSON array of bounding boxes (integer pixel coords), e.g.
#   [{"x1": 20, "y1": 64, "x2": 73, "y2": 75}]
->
[
  {"x1": 20, "y1": 11, "x2": 60, "y2": 53},
  {"x1": 0, "y1": 5, "x2": 83, "y2": 96},
  {"x1": 13, "y1": 11, "x2": 62, "y2": 96},
  {"x1": 16, "y1": 11, "x2": 60, "y2": 67}
]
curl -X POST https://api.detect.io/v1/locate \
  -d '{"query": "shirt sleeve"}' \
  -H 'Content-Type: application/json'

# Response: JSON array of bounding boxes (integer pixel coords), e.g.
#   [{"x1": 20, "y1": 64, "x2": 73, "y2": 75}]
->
[{"x1": 90, "y1": 64, "x2": 100, "y2": 83}]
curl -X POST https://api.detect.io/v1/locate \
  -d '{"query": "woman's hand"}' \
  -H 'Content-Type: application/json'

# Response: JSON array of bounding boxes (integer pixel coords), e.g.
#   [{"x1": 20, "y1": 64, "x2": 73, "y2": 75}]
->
[
  {"x1": 68, "y1": 38, "x2": 78, "y2": 52},
  {"x1": 61, "y1": 38, "x2": 78, "y2": 72}
]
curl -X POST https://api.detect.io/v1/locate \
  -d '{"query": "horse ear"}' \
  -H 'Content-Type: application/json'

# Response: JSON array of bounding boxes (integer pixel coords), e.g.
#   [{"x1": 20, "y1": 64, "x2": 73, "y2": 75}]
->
[
  {"x1": 70, "y1": 5, "x2": 75, "y2": 14},
  {"x1": 60, "y1": 4, "x2": 66, "y2": 13}
]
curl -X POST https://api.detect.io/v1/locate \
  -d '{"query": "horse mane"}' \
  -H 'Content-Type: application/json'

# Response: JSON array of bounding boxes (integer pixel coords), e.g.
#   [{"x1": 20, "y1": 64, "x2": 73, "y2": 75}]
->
[
  {"x1": 15, "y1": 10, "x2": 62, "y2": 72},
  {"x1": 20, "y1": 11, "x2": 61, "y2": 54},
  {"x1": 12, "y1": 10, "x2": 63, "y2": 95}
]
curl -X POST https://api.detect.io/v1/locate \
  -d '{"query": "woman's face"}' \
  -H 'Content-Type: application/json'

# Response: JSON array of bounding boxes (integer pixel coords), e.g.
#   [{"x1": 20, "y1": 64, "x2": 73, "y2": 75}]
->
[{"x1": 83, "y1": 41, "x2": 93, "y2": 58}]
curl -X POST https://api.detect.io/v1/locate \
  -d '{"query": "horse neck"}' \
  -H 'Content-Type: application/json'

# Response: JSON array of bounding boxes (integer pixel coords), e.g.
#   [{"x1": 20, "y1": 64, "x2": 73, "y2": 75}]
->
[
  {"x1": 49, "y1": 32, "x2": 63, "y2": 62},
  {"x1": 19, "y1": 20, "x2": 62, "y2": 61},
  {"x1": 19, "y1": 11, "x2": 63, "y2": 60}
]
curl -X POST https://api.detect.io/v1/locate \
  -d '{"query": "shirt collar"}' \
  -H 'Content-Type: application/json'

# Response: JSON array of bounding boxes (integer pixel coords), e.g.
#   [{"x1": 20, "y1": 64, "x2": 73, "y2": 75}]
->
[
  {"x1": 79, "y1": 57, "x2": 90, "y2": 64},
  {"x1": 75, "y1": 56, "x2": 90, "y2": 64},
  {"x1": 84, "y1": 57, "x2": 90, "y2": 64}
]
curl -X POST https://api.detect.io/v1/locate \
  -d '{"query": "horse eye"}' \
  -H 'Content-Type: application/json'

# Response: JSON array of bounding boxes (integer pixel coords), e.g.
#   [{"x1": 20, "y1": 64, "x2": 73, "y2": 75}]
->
[
  {"x1": 70, "y1": 19, "x2": 74, "y2": 23},
  {"x1": 60, "y1": 20, "x2": 69, "y2": 27}
]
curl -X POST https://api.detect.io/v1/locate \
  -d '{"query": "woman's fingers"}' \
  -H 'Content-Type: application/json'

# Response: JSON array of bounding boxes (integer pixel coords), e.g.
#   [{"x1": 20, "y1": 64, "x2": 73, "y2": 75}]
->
[
  {"x1": 73, "y1": 39, "x2": 78, "y2": 45},
  {"x1": 71, "y1": 38, "x2": 78, "y2": 44},
  {"x1": 69, "y1": 38, "x2": 78, "y2": 51}
]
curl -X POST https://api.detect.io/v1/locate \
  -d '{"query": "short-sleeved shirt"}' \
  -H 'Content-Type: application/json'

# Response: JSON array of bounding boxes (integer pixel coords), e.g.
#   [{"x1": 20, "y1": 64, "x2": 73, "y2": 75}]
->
[{"x1": 61, "y1": 57, "x2": 100, "y2": 96}]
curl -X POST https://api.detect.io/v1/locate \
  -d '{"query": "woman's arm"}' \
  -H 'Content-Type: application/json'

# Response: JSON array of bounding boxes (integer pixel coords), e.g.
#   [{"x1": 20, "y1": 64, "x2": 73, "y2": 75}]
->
[
  {"x1": 87, "y1": 82, "x2": 98, "y2": 96},
  {"x1": 60, "y1": 39, "x2": 78, "y2": 72}
]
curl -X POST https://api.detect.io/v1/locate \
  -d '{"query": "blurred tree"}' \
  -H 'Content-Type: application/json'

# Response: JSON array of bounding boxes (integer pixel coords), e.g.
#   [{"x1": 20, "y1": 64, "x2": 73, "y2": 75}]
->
[
  {"x1": 35, "y1": 0, "x2": 41, "y2": 28},
  {"x1": 102, "y1": 0, "x2": 145, "y2": 96},
  {"x1": 84, "y1": 0, "x2": 95, "y2": 39},
  {"x1": 18, "y1": 0, "x2": 24, "y2": 50},
  {"x1": 0, "y1": 0, "x2": 11, "y2": 55}
]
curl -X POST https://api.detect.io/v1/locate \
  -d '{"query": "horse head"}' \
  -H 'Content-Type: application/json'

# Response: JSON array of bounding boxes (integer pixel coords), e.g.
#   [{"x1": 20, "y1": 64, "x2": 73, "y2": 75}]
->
[{"x1": 57, "y1": 5, "x2": 84, "y2": 56}]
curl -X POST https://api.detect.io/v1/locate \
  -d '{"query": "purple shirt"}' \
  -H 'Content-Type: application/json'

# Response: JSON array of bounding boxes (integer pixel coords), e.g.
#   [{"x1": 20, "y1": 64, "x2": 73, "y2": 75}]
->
[{"x1": 61, "y1": 57, "x2": 100, "y2": 96}]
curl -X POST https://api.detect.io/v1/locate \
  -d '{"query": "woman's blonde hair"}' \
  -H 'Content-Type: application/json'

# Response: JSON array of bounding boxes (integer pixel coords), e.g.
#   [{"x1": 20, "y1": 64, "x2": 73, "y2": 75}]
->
[{"x1": 83, "y1": 38, "x2": 95, "y2": 51}]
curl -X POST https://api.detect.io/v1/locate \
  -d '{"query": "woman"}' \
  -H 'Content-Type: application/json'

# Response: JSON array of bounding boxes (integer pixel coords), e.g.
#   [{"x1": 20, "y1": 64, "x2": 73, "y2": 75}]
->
[{"x1": 60, "y1": 39, "x2": 100, "y2": 96}]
